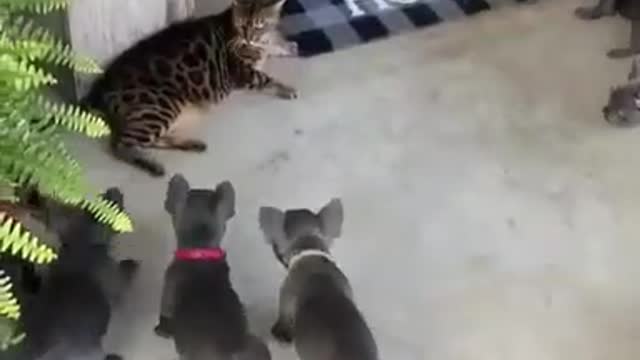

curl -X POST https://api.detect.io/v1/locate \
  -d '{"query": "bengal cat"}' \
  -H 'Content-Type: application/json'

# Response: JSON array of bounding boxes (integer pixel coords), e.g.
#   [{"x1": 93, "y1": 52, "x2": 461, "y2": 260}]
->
[{"x1": 82, "y1": 0, "x2": 298, "y2": 177}]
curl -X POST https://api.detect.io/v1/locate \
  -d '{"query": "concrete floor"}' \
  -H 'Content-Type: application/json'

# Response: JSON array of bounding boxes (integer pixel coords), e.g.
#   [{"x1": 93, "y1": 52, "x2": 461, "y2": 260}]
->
[{"x1": 66, "y1": 0, "x2": 640, "y2": 359}]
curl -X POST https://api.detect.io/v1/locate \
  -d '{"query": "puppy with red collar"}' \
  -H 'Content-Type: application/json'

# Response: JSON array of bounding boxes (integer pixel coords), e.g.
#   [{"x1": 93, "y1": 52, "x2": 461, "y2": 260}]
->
[{"x1": 154, "y1": 174, "x2": 270, "y2": 360}]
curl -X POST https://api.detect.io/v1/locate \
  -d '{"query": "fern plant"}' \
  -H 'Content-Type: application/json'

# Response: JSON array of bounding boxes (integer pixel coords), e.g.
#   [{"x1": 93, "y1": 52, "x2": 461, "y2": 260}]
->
[{"x1": 0, "y1": 0, "x2": 133, "y2": 350}]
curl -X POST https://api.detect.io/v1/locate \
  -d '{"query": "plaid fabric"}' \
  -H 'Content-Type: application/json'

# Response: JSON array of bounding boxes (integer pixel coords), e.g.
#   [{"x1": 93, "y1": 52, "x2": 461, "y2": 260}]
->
[{"x1": 279, "y1": 0, "x2": 533, "y2": 57}]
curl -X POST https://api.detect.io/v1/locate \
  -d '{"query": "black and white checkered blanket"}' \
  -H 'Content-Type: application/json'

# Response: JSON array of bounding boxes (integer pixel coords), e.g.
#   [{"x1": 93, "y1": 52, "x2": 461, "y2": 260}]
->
[{"x1": 279, "y1": 0, "x2": 532, "y2": 57}]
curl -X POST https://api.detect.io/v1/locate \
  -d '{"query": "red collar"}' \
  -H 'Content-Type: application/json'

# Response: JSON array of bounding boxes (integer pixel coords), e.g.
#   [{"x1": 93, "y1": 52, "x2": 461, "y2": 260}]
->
[{"x1": 174, "y1": 248, "x2": 226, "y2": 262}]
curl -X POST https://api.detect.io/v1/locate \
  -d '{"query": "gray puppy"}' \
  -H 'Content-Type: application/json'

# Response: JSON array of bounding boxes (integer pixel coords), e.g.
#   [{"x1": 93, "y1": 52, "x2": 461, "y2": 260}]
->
[
  {"x1": 153, "y1": 174, "x2": 270, "y2": 360},
  {"x1": 258, "y1": 198, "x2": 379, "y2": 360},
  {"x1": 13, "y1": 187, "x2": 139, "y2": 360},
  {"x1": 575, "y1": 0, "x2": 640, "y2": 58},
  {"x1": 603, "y1": 57, "x2": 640, "y2": 126}
]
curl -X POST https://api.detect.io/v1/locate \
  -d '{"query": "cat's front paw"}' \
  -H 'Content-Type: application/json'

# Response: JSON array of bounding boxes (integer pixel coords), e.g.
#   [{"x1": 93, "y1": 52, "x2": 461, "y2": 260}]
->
[
  {"x1": 239, "y1": 43, "x2": 263, "y2": 63},
  {"x1": 275, "y1": 84, "x2": 298, "y2": 100},
  {"x1": 271, "y1": 320, "x2": 293, "y2": 344},
  {"x1": 284, "y1": 41, "x2": 298, "y2": 57}
]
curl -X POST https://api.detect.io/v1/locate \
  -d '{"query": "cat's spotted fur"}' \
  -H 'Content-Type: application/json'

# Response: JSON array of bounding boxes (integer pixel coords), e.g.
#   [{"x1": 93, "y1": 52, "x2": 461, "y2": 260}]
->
[{"x1": 82, "y1": 0, "x2": 297, "y2": 177}]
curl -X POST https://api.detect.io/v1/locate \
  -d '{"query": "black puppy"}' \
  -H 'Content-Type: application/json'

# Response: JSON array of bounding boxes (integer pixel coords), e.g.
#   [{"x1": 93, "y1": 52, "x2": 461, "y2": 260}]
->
[
  {"x1": 153, "y1": 174, "x2": 270, "y2": 360},
  {"x1": 12, "y1": 188, "x2": 139, "y2": 360}
]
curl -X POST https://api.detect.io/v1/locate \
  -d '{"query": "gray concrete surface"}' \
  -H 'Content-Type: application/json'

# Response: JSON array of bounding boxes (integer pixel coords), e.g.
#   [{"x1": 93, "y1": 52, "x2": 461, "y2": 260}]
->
[{"x1": 64, "y1": 0, "x2": 640, "y2": 359}]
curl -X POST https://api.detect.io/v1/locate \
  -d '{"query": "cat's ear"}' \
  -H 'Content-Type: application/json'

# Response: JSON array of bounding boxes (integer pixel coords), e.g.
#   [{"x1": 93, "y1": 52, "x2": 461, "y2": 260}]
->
[
  {"x1": 318, "y1": 198, "x2": 343, "y2": 240},
  {"x1": 165, "y1": 174, "x2": 190, "y2": 215},
  {"x1": 259, "y1": 206, "x2": 286, "y2": 247},
  {"x1": 214, "y1": 181, "x2": 236, "y2": 220}
]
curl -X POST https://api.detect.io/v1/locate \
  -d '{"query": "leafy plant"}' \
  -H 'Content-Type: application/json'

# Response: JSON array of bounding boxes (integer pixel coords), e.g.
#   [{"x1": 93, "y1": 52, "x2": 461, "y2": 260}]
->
[{"x1": 0, "y1": 0, "x2": 133, "y2": 350}]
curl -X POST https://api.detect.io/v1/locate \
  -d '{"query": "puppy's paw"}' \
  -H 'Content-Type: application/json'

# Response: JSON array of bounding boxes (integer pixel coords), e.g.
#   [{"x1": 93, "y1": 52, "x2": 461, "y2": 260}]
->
[
  {"x1": 284, "y1": 41, "x2": 298, "y2": 57},
  {"x1": 271, "y1": 320, "x2": 293, "y2": 344}
]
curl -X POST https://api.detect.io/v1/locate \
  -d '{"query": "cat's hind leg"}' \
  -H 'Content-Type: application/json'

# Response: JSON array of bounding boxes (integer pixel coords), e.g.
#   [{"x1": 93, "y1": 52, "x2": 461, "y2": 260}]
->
[{"x1": 111, "y1": 140, "x2": 166, "y2": 177}]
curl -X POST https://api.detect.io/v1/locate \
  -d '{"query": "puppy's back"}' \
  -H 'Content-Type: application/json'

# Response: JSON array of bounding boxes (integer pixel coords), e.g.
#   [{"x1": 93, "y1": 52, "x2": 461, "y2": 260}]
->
[
  {"x1": 172, "y1": 261, "x2": 248, "y2": 357},
  {"x1": 294, "y1": 273, "x2": 378, "y2": 360}
]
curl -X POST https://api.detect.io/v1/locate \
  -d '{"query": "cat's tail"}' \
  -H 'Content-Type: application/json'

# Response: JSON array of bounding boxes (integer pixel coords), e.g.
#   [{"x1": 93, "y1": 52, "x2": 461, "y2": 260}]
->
[
  {"x1": 77, "y1": 76, "x2": 106, "y2": 112},
  {"x1": 76, "y1": 76, "x2": 122, "y2": 135}
]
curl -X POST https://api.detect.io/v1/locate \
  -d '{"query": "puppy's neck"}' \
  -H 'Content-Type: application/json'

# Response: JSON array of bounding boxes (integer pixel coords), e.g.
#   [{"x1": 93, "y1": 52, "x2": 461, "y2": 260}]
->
[
  {"x1": 287, "y1": 248, "x2": 336, "y2": 270},
  {"x1": 174, "y1": 247, "x2": 226, "y2": 262}
]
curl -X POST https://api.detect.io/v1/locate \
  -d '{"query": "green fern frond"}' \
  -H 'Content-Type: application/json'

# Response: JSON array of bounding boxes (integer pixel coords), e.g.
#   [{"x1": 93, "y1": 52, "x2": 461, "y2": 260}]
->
[
  {"x1": 0, "y1": 16, "x2": 102, "y2": 74},
  {"x1": 0, "y1": 126, "x2": 132, "y2": 233},
  {"x1": 81, "y1": 197, "x2": 133, "y2": 233},
  {"x1": 0, "y1": 0, "x2": 138, "y2": 351},
  {"x1": 0, "y1": 0, "x2": 69, "y2": 15},
  {"x1": 0, "y1": 130, "x2": 87, "y2": 201},
  {"x1": 0, "y1": 117, "x2": 131, "y2": 233},
  {"x1": 0, "y1": 272, "x2": 20, "y2": 320},
  {"x1": 0, "y1": 273, "x2": 25, "y2": 351},
  {"x1": 0, "y1": 213, "x2": 57, "y2": 263},
  {"x1": 0, "y1": 315, "x2": 25, "y2": 351},
  {"x1": 0, "y1": 54, "x2": 56, "y2": 91},
  {"x1": 37, "y1": 97, "x2": 110, "y2": 137}
]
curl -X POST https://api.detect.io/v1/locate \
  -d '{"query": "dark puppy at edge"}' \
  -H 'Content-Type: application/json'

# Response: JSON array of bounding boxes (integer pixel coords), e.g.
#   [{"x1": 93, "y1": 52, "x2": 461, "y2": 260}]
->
[
  {"x1": 153, "y1": 174, "x2": 270, "y2": 360},
  {"x1": 13, "y1": 187, "x2": 139, "y2": 360},
  {"x1": 603, "y1": 57, "x2": 640, "y2": 126},
  {"x1": 259, "y1": 198, "x2": 379, "y2": 360}
]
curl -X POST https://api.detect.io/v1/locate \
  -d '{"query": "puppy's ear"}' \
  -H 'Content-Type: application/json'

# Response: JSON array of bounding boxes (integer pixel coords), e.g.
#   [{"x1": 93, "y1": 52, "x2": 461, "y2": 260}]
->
[
  {"x1": 259, "y1": 206, "x2": 286, "y2": 247},
  {"x1": 318, "y1": 198, "x2": 343, "y2": 240},
  {"x1": 165, "y1": 174, "x2": 190, "y2": 215},
  {"x1": 103, "y1": 187, "x2": 124, "y2": 210},
  {"x1": 215, "y1": 181, "x2": 236, "y2": 220}
]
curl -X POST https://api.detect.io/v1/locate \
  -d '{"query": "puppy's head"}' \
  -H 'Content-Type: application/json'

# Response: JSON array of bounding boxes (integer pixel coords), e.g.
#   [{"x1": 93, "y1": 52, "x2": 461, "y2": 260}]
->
[
  {"x1": 603, "y1": 59, "x2": 640, "y2": 127},
  {"x1": 258, "y1": 198, "x2": 343, "y2": 267},
  {"x1": 23, "y1": 186, "x2": 125, "y2": 247},
  {"x1": 603, "y1": 82, "x2": 640, "y2": 127},
  {"x1": 165, "y1": 174, "x2": 236, "y2": 249}
]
